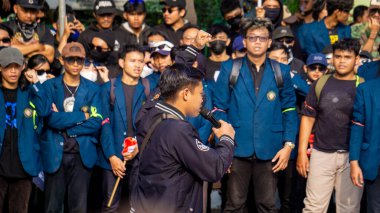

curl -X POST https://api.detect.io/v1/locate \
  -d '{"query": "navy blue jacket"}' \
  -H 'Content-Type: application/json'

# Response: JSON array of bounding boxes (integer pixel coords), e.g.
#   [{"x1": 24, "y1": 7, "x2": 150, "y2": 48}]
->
[
  {"x1": 357, "y1": 61, "x2": 380, "y2": 81},
  {"x1": 98, "y1": 77, "x2": 147, "y2": 169},
  {"x1": 349, "y1": 78, "x2": 380, "y2": 180},
  {"x1": 34, "y1": 76, "x2": 103, "y2": 173},
  {"x1": 213, "y1": 57, "x2": 298, "y2": 159},
  {"x1": 131, "y1": 102, "x2": 235, "y2": 213}
]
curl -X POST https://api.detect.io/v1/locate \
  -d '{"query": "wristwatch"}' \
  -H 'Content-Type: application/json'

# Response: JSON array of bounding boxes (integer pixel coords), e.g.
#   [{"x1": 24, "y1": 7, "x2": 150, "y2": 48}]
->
[{"x1": 284, "y1": 141, "x2": 295, "y2": 150}]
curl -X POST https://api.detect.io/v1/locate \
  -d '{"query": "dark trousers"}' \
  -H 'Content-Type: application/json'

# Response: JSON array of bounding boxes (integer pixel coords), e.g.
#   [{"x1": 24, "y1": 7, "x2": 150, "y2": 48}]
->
[
  {"x1": 44, "y1": 153, "x2": 92, "y2": 213},
  {"x1": 0, "y1": 176, "x2": 32, "y2": 213},
  {"x1": 366, "y1": 167, "x2": 380, "y2": 213},
  {"x1": 224, "y1": 157, "x2": 278, "y2": 213},
  {"x1": 277, "y1": 159, "x2": 296, "y2": 213},
  {"x1": 101, "y1": 170, "x2": 123, "y2": 213}
]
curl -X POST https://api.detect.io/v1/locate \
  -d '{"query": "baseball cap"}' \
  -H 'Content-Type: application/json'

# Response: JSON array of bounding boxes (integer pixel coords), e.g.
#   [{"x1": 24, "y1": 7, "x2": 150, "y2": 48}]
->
[
  {"x1": 370, "y1": 0, "x2": 380, "y2": 10},
  {"x1": 159, "y1": 0, "x2": 186, "y2": 9},
  {"x1": 150, "y1": 41, "x2": 174, "y2": 57},
  {"x1": 0, "y1": 47, "x2": 24, "y2": 67},
  {"x1": 94, "y1": 0, "x2": 117, "y2": 15},
  {"x1": 16, "y1": 0, "x2": 42, "y2": 9},
  {"x1": 306, "y1": 53, "x2": 328, "y2": 67},
  {"x1": 272, "y1": 26, "x2": 294, "y2": 40},
  {"x1": 61, "y1": 42, "x2": 86, "y2": 58},
  {"x1": 232, "y1": 35, "x2": 245, "y2": 52}
]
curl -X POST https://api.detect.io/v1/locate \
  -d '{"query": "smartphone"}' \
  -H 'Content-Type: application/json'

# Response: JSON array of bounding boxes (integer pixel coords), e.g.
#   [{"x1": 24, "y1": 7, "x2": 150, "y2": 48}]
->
[{"x1": 67, "y1": 14, "x2": 75, "y2": 24}]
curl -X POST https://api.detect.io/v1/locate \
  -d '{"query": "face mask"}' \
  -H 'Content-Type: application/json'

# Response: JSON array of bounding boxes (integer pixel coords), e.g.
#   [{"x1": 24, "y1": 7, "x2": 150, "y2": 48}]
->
[
  {"x1": 69, "y1": 30, "x2": 81, "y2": 42},
  {"x1": 141, "y1": 65, "x2": 153, "y2": 78},
  {"x1": 265, "y1": 8, "x2": 281, "y2": 23},
  {"x1": 16, "y1": 19, "x2": 38, "y2": 42},
  {"x1": 227, "y1": 14, "x2": 242, "y2": 31},
  {"x1": 90, "y1": 49, "x2": 111, "y2": 62},
  {"x1": 209, "y1": 40, "x2": 227, "y2": 55},
  {"x1": 80, "y1": 69, "x2": 98, "y2": 82},
  {"x1": 37, "y1": 72, "x2": 47, "y2": 83}
]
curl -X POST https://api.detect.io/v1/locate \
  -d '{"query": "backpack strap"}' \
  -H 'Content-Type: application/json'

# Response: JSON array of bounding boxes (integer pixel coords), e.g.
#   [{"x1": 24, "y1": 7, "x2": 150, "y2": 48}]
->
[
  {"x1": 141, "y1": 78, "x2": 150, "y2": 98},
  {"x1": 229, "y1": 58, "x2": 243, "y2": 88},
  {"x1": 269, "y1": 59, "x2": 284, "y2": 89},
  {"x1": 315, "y1": 74, "x2": 331, "y2": 102},
  {"x1": 356, "y1": 75, "x2": 365, "y2": 87},
  {"x1": 110, "y1": 78, "x2": 116, "y2": 111}
]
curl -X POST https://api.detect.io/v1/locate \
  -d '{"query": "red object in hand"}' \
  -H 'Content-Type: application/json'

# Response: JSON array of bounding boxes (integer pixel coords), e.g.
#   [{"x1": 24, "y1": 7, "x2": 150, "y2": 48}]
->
[{"x1": 122, "y1": 137, "x2": 137, "y2": 155}]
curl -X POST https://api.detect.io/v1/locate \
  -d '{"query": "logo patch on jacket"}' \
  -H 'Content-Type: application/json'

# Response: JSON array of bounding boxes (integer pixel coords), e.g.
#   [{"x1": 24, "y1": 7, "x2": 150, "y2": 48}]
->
[
  {"x1": 267, "y1": 91, "x2": 276, "y2": 101},
  {"x1": 24, "y1": 108, "x2": 33, "y2": 118},
  {"x1": 196, "y1": 139, "x2": 209, "y2": 151}
]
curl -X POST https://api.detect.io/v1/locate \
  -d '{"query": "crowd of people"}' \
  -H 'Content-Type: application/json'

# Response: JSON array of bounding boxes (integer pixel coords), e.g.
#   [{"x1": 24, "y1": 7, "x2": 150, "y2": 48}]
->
[{"x1": 0, "y1": 0, "x2": 380, "y2": 212}]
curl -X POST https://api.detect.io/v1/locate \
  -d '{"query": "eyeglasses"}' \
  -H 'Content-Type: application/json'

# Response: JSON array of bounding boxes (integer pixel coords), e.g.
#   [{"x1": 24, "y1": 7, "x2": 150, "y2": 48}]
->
[
  {"x1": 162, "y1": 7, "x2": 179, "y2": 14},
  {"x1": 34, "y1": 69, "x2": 50, "y2": 75},
  {"x1": 277, "y1": 37, "x2": 294, "y2": 44},
  {"x1": 308, "y1": 64, "x2": 327, "y2": 72},
  {"x1": 369, "y1": 8, "x2": 380, "y2": 15},
  {"x1": 90, "y1": 44, "x2": 110, "y2": 52},
  {"x1": 246, "y1": 36, "x2": 269, "y2": 42},
  {"x1": 64, "y1": 57, "x2": 85, "y2": 65},
  {"x1": 0, "y1": 37, "x2": 11, "y2": 43},
  {"x1": 84, "y1": 58, "x2": 103, "y2": 67}
]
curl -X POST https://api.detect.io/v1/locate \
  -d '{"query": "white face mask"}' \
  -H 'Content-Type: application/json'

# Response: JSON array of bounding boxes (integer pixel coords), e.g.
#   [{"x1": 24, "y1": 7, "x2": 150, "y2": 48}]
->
[
  {"x1": 37, "y1": 72, "x2": 48, "y2": 83},
  {"x1": 140, "y1": 65, "x2": 153, "y2": 78},
  {"x1": 80, "y1": 69, "x2": 98, "y2": 82}
]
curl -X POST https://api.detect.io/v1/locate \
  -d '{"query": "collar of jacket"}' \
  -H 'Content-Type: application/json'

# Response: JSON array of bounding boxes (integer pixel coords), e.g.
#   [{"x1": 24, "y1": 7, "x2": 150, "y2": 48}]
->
[{"x1": 155, "y1": 101, "x2": 185, "y2": 120}]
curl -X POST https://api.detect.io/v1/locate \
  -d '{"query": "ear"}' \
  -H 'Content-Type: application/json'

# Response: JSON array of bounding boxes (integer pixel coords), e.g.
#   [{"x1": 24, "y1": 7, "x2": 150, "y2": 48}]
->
[
  {"x1": 267, "y1": 39, "x2": 272, "y2": 48},
  {"x1": 355, "y1": 55, "x2": 360, "y2": 66},
  {"x1": 13, "y1": 4, "x2": 18, "y2": 14},
  {"x1": 183, "y1": 88, "x2": 190, "y2": 102},
  {"x1": 179, "y1": 9, "x2": 186, "y2": 17},
  {"x1": 303, "y1": 65, "x2": 307, "y2": 73},
  {"x1": 123, "y1": 12, "x2": 128, "y2": 21},
  {"x1": 93, "y1": 12, "x2": 97, "y2": 19},
  {"x1": 59, "y1": 56, "x2": 64, "y2": 65},
  {"x1": 119, "y1": 58, "x2": 125, "y2": 69},
  {"x1": 243, "y1": 38, "x2": 247, "y2": 48},
  {"x1": 226, "y1": 38, "x2": 231, "y2": 46}
]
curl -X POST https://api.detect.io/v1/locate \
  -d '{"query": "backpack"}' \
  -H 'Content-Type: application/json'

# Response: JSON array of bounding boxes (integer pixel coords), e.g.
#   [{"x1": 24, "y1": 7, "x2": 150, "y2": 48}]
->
[
  {"x1": 229, "y1": 58, "x2": 284, "y2": 89},
  {"x1": 315, "y1": 74, "x2": 365, "y2": 102},
  {"x1": 110, "y1": 78, "x2": 150, "y2": 111}
]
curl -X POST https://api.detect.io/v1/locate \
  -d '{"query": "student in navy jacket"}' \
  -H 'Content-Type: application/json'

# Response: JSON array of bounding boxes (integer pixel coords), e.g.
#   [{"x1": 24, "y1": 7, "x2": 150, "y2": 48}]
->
[
  {"x1": 34, "y1": 43, "x2": 103, "y2": 213},
  {"x1": 297, "y1": 0, "x2": 353, "y2": 57},
  {"x1": 0, "y1": 47, "x2": 42, "y2": 213},
  {"x1": 214, "y1": 18, "x2": 298, "y2": 212},
  {"x1": 98, "y1": 45, "x2": 143, "y2": 212},
  {"x1": 350, "y1": 77, "x2": 380, "y2": 213}
]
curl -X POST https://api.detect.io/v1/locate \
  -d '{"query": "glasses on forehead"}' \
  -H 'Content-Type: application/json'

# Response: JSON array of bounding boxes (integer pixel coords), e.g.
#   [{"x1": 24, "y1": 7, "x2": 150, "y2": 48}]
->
[
  {"x1": 246, "y1": 36, "x2": 269, "y2": 42},
  {"x1": 308, "y1": 64, "x2": 327, "y2": 73},
  {"x1": 64, "y1": 57, "x2": 85, "y2": 65},
  {"x1": 162, "y1": 7, "x2": 179, "y2": 14},
  {"x1": 0, "y1": 37, "x2": 11, "y2": 43}
]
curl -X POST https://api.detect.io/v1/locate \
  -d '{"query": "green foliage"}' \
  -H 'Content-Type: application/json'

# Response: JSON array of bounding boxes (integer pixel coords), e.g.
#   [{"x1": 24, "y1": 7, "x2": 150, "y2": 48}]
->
[
  {"x1": 195, "y1": 0, "x2": 224, "y2": 29},
  {"x1": 284, "y1": 0, "x2": 299, "y2": 14}
]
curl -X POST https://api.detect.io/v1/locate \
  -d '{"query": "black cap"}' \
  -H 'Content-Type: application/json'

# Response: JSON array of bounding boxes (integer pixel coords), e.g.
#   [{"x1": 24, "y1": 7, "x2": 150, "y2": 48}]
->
[
  {"x1": 272, "y1": 26, "x2": 294, "y2": 40},
  {"x1": 94, "y1": 0, "x2": 117, "y2": 15},
  {"x1": 159, "y1": 0, "x2": 186, "y2": 9},
  {"x1": 16, "y1": 0, "x2": 42, "y2": 9}
]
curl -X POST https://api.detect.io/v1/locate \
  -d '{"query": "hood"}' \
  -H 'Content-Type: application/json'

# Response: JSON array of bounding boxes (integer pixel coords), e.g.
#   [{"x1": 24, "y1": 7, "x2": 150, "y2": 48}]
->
[{"x1": 263, "y1": 0, "x2": 284, "y2": 28}]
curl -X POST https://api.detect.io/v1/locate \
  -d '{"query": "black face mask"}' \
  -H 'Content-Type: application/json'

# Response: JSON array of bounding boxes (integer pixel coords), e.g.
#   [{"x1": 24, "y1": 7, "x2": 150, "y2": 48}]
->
[
  {"x1": 265, "y1": 8, "x2": 281, "y2": 23},
  {"x1": 90, "y1": 49, "x2": 111, "y2": 62},
  {"x1": 209, "y1": 40, "x2": 227, "y2": 55},
  {"x1": 227, "y1": 14, "x2": 242, "y2": 31}
]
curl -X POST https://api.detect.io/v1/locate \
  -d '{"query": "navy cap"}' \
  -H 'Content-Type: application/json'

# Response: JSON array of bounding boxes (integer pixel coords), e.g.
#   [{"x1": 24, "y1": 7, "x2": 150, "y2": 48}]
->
[
  {"x1": 306, "y1": 53, "x2": 328, "y2": 66},
  {"x1": 159, "y1": 0, "x2": 186, "y2": 8},
  {"x1": 232, "y1": 35, "x2": 245, "y2": 52},
  {"x1": 16, "y1": 0, "x2": 42, "y2": 9}
]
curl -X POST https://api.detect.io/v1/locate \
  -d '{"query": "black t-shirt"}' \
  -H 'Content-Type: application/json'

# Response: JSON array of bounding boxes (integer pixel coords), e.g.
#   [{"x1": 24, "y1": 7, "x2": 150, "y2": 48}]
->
[
  {"x1": 62, "y1": 84, "x2": 79, "y2": 153},
  {"x1": 123, "y1": 83, "x2": 137, "y2": 137},
  {"x1": 247, "y1": 58, "x2": 265, "y2": 95},
  {"x1": 0, "y1": 88, "x2": 29, "y2": 178},
  {"x1": 301, "y1": 76, "x2": 357, "y2": 151},
  {"x1": 205, "y1": 59, "x2": 222, "y2": 81},
  {"x1": 153, "y1": 22, "x2": 195, "y2": 46},
  {"x1": 4, "y1": 20, "x2": 54, "y2": 46}
]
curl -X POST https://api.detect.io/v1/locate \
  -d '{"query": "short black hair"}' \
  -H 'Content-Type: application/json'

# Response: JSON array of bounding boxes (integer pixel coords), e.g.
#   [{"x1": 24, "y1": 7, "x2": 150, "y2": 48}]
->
[
  {"x1": 353, "y1": 5, "x2": 368, "y2": 22},
  {"x1": 27, "y1": 54, "x2": 49, "y2": 69},
  {"x1": 268, "y1": 41, "x2": 288, "y2": 55},
  {"x1": 53, "y1": 5, "x2": 75, "y2": 22},
  {"x1": 120, "y1": 44, "x2": 145, "y2": 59},
  {"x1": 312, "y1": 0, "x2": 326, "y2": 20},
  {"x1": 240, "y1": 18, "x2": 273, "y2": 37},
  {"x1": 207, "y1": 23, "x2": 229, "y2": 37},
  {"x1": 143, "y1": 30, "x2": 168, "y2": 46},
  {"x1": 159, "y1": 63, "x2": 203, "y2": 101},
  {"x1": 0, "y1": 23, "x2": 13, "y2": 38},
  {"x1": 220, "y1": 0, "x2": 241, "y2": 17},
  {"x1": 124, "y1": 0, "x2": 146, "y2": 13},
  {"x1": 332, "y1": 38, "x2": 361, "y2": 56},
  {"x1": 326, "y1": 0, "x2": 354, "y2": 16}
]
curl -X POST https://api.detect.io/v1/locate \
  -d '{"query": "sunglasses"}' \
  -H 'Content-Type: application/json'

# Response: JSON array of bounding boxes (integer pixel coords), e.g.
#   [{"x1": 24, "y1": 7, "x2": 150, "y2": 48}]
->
[
  {"x1": 35, "y1": 69, "x2": 49, "y2": 75},
  {"x1": 64, "y1": 57, "x2": 85, "y2": 65},
  {"x1": 277, "y1": 37, "x2": 294, "y2": 44},
  {"x1": 246, "y1": 36, "x2": 269, "y2": 42},
  {"x1": 308, "y1": 64, "x2": 327, "y2": 72},
  {"x1": 90, "y1": 44, "x2": 110, "y2": 52},
  {"x1": 84, "y1": 58, "x2": 104, "y2": 67},
  {"x1": 0, "y1": 37, "x2": 11, "y2": 43},
  {"x1": 162, "y1": 7, "x2": 179, "y2": 14},
  {"x1": 370, "y1": 8, "x2": 380, "y2": 15}
]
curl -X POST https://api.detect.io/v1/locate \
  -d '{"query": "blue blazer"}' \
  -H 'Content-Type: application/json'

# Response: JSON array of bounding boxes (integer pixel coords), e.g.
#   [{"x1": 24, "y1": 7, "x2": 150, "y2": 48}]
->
[
  {"x1": 0, "y1": 87, "x2": 42, "y2": 176},
  {"x1": 357, "y1": 61, "x2": 380, "y2": 81},
  {"x1": 349, "y1": 78, "x2": 380, "y2": 180},
  {"x1": 145, "y1": 71, "x2": 160, "y2": 91},
  {"x1": 298, "y1": 19, "x2": 351, "y2": 56},
  {"x1": 98, "y1": 77, "x2": 147, "y2": 170},
  {"x1": 34, "y1": 76, "x2": 103, "y2": 173},
  {"x1": 213, "y1": 57, "x2": 298, "y2": 159}
]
